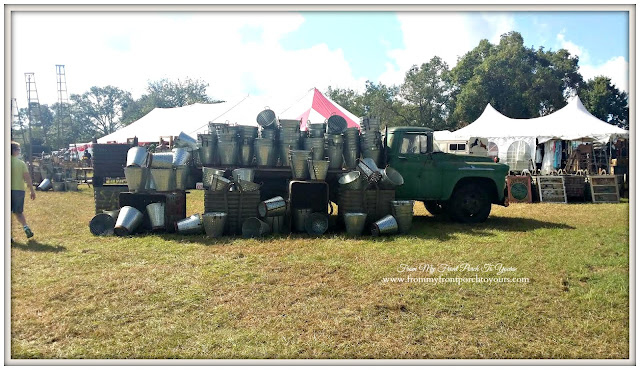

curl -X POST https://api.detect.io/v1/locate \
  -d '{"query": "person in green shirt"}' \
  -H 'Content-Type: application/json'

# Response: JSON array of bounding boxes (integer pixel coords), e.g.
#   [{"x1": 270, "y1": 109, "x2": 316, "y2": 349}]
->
[{"x1": 11, "y1": 141, "x2": 36, "y2": 239}]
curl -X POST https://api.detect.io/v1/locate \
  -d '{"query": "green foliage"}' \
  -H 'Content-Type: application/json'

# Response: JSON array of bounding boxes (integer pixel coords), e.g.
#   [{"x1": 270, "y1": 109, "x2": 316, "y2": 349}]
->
[
  {"x1": 578, "y1": 76, "x2": 629, "y2": 129},
  {"x1": 121, "y1": 77, "x2": 219, "y2": 125},
  {"x1": 450, "y1": 32, "x2": 583, "y2": 124},
  {"x1": 70, "y1": 86, "x2": 133, "y2": 137},
  {"x1": 400, "y1": 56, "x2": 454, "y2": 130},
  {"x1": 326, "y1": 86, "x2": 365, "y2": 117}
]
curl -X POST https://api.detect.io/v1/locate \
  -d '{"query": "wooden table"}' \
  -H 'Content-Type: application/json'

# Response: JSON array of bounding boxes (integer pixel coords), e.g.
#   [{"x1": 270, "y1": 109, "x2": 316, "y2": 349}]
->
[{"x1": 74, "y1": 167, "x2": 93, "y2": 187}]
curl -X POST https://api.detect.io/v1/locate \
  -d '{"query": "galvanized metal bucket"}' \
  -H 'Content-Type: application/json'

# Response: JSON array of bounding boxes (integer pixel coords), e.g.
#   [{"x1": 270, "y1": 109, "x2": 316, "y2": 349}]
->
[
  {"x1": 89, "y1": 213, "x2": 116, "y2": 236},
  {"x1": 236, "y1": 180, "x2": 260, "y2": 192},
  {"x1": 198, "y1": 133, "x2": 216, "y2": 166},
  {"x1": 202, "y1": 212, "x2": 227, "y2": 237},
  {"x1": 279, "y1": 119, "x2": 301, "y2": 130},
  {"x1": 343, "y1": 146, "x2": 360, "y2": 170},
  {"x1": 289, "y1": 150, "x2": 312, "y2": 180},
  {"x1": 307, "y1": 123, "x2": 326, "y2": 138},
  {"x1": 303, "y1": 137, "x2": 325, "y2": 160},
  {"x1": 174, "y1": 131, "x2": 198, "y2": 150},
  {"x1": 176, "y1": 214, "x2": 204, "y2": 235},
  {"x1": 114, "y1": 206, "x2": 144, "y2": 236},
  {"x1": 338, "y1": 171, "x2": 363, "y2": 190},
  {"x1": 175, "y1": 165, "x2": 190, "y2": 190},
  {"x1": 391, "y1": 200, "x2": 414, "y2": 234},
  {"x1": 124, "y1": 166, "x2": 149, "y2": 192},
  {"x1": 37, "y1": 178, "x2": 52, "y2": 191},
  {"x1": 293, "y1": 208, "x2": 312, "y2": 232},
  {"x1": 239, "y1": 143, "x2": 254, "y2": 166},
  {"x1": 308, "y1": 159, "x2": 330, "y2": 181},
  {"x1": 242, "y1": 217, "x2": 271, "y2": 238},
  {"x1": 357, "y1": 158, "x2": 382, "y2": 183},
  {"x1": 218, "y1": 141, "x2": 239, "y2": 166},
  {"x1": 150, "y1": 168, "x2": 176, "y2": 192},
  {"x1": 258, "y1": 196, "x2": 287, "y2": 218},
  {"x1": 126, "y1": 146, "x2": 149, "y2": 167},
  {"x1": 172, "y1": 147, "x2": 191, "y2": 166},
  {"x1": 232, "y1": 168, "x2": 254, "y2": 183},
  {"x1": 257, "y1": 108, "x2": 278, "y2": 128},
  {"x1": 52, "y1": 182, "x2": 66, "y2": 191},
  {"x1": 327, "y1": 114, "x2": 348, "y2": 134},
  {"x1": 371, "y1": 215, "x2": 398, "y2": 236},
  {"x1": 210, "y1": 175, "x2": 232, "y2": 191},
  {"x1": 146, "y1": 202, "x2": 166, "y2": 230},
  {"x1": 264, "y1": 215, "x2": 287, "y2": 234},
  {"x1": 304, "y1": 212, "x2": 328, "y2": 235},
  {"x1": 326, "y1": 146, "x2": 344, "y2": 170},
  {"x1": 150, "y1": 152, "x2": 174, "y2": 169},
  {"x1": 344, "y1": 212, "x2": 367, "y2": 236},
  {"x1": 202, "y1": 168, "x2": 225, "y2": 189},
  {"x1": 379, "y1": 166, "x2": 405, "y2": 189},
  {"x1": 65, "y1": 180, "x2": 79, "y2": 191},
  {"x1": 254, "y1": 138, "x2": 276, "y2": 167},
  {"x1": 103, "y1": 209, "x2": 120, "y2": 220},
  {"x1": 260, "y1": 128, "x2": 278, "y2": 140},
  {"x1": 362, "y1": 147, "x2": 381, "y2": 167}
]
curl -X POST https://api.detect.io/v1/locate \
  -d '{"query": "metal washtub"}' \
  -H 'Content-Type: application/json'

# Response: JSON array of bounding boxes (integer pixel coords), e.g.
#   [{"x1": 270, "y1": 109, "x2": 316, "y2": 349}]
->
[{"x1": 150, "y1": 168, "x2": 176, "y2": 192}]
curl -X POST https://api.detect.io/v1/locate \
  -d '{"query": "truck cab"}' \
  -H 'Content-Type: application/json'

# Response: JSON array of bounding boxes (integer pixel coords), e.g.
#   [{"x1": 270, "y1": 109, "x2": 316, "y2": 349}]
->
[{"x1": 383, "y1": 127, "x2": 509, "y2": 223}]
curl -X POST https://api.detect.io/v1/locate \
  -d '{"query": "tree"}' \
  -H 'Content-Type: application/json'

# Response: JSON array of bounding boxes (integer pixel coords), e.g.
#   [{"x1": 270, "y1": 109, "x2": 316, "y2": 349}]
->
[
  {"x1": 449, "y1": 31, "x2": 583, "y2": 125},
  {"x1": 326, "y1": 86, "x2": 365, "y2": 117},
  {"x1": 579, "y1": 76, "x2": 629, "y2": 129},
  {"x1": 147, "y1": 77, "x2": 216, "y2": 108},
  {"x1": 400, "y1": 56, "x2": 454, "y2": 130},
  {"x1": 121, "y1": 77, "x2": 219, "y2": 125},
  {"x1": 361, "y1": 81, "x2": 409, "y2": 128},
  {"x1": 70, "y1": 86, "x2": 133, "y2": 137}
]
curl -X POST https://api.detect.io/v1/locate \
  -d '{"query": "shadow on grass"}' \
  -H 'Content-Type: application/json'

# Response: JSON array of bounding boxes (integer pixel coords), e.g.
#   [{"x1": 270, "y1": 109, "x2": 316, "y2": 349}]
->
[
  {"x1": 136, "y1": 214, "x2": 575, "y2": 245},
  {"x1": 11, "y1": 240, "x2": 67, "y2": 253}
]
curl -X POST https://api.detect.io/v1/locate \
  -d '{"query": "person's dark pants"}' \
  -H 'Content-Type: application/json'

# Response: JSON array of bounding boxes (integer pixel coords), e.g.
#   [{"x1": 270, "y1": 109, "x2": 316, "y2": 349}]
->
[{"x1": 11, "y1": 190, "x2": 25, "y2": 214}]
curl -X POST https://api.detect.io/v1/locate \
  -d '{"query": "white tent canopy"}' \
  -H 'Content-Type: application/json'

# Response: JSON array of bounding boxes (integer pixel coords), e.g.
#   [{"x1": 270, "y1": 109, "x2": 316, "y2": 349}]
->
[
  {"x1": 450, "y1": 96, "x2": 629, "y2": 169},
  {"x1": 98, "y1": 88, "x2": 361, "y2": 144}
]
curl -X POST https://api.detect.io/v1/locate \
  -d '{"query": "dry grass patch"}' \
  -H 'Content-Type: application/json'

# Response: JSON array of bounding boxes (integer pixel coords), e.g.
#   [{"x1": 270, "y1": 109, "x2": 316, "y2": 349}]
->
[{"x1": 10, "y1": 188, "x2": 629, "y2": 359}]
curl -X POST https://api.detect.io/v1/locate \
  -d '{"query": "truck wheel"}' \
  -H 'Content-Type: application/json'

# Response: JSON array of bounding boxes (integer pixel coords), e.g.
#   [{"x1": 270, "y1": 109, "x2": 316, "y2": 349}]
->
[
  {"x1": 448, "y1": 183, "x2": 491, "y2": 223},
  {"x1": 424, "y1": 201, "x2": 447, "y2": 216}
]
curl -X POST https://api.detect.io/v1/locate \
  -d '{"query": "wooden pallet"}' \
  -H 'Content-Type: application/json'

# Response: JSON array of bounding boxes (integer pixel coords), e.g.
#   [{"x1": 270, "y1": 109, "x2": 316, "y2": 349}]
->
[
  {"x1": 536, "y1": 176, "x2": 567, "y2": 203},
  {"x1": 588, "y1": 175, "x2": 620, "y2": 203}
]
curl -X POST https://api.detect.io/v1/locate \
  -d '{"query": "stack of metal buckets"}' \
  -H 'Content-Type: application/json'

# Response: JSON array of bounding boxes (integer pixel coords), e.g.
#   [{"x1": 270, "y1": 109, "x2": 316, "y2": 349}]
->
[
  {"x1": 359, "y1": 117, "x2": 383, "y2": 167},
  {"x1": 276, "y1": 118, "x2": 301, "y2": 167},
  {"x1": 123, "y1": 146, "x2": 191, "y2": 193}
]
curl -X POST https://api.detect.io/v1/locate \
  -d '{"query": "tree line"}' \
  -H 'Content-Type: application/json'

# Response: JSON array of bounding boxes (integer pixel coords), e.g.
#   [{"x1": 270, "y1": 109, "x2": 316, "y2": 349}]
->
[
  {"x1": 12, "y1": 78, "x2": 218, "y2": 151},
  {"x1": 12, "y1": 31, "x2": 628, "y2": 152},
  {"x1": 327, "y1": 32, "x2": 628, "y2": 131}
]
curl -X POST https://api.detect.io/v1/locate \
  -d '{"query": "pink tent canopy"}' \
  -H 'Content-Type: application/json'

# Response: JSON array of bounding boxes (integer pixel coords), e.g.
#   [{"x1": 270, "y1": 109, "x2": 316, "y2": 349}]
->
[{"x1": 279, "y1": 88, "x2": 361, "y2": 131}]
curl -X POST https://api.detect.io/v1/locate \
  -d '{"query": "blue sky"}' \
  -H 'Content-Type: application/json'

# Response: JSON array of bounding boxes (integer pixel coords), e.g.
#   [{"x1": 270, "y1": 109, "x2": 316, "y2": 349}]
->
[{"x1": 11, "y1": 10, "x2": 630, "y2": 107}]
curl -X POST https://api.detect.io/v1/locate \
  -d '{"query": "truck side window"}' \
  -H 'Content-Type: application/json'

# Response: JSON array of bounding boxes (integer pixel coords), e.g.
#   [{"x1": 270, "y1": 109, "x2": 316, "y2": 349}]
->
[{"x1": 401, "y1": 134, "x2": 430, "y2": 154}]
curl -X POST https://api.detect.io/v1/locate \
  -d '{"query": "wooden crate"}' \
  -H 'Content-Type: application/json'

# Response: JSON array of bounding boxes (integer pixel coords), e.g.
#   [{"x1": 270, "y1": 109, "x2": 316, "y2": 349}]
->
[
  {"x1": 338, "y1": 189, "x2": 395, "y2": 226},
  {"x1": 507, "y1": 175, "x2": 532, "y2": 203},
  {"x1": 562, "y1": 175, "x2": 586, "y2": 200},
  {"x1": 536, "y1": 176, "x2": 567, "y2": 203},
  {"x1": 204, "y1": 190, "x2": 260, "y2": 235},
  {"x1": 588, "y1": 175, "x2": 620, "y2": 203}
]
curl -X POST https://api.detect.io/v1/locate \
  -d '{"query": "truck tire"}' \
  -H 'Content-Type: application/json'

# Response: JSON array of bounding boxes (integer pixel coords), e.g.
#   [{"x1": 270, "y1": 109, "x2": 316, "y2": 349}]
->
[
  {"x1": 424, "y1": 201, "x2": 447, "y2": 216},
  {"x1": 448, "y1": 183, "x2": 491, "y2": 223}
]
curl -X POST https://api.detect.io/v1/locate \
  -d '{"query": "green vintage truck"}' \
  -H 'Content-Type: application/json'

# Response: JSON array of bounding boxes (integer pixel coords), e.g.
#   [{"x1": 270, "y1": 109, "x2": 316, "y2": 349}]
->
[{"x1": 382, "y1": 127, "x2": 510, "y2": 223}]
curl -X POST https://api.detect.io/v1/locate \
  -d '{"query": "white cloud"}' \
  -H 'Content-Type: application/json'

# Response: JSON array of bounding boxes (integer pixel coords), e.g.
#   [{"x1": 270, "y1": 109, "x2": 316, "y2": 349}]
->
[
  {"x1": 378, "y1": 12, "x2": 516, "y2": 87},
  {"x1": 556, "y1": 31, "x2": 589, "y2": 62},
  {"x1": 580, "y1": 56, "x2": 629, "y2": 92},
  {"x1": 11, "y1": 12, "x2": 365, "y2": 109}
]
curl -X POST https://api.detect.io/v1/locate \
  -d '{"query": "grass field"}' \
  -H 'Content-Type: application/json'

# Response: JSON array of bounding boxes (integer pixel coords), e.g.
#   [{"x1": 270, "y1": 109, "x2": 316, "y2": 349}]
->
[{"x1": 9, "y1": 187, "x2": 630, "y2": 359}]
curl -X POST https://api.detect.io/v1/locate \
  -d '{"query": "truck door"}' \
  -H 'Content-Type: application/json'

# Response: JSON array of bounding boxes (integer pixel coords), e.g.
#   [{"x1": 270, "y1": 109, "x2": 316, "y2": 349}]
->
[{"x1": 390, "y1": 132, "x2": 442, "y2": 201}]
